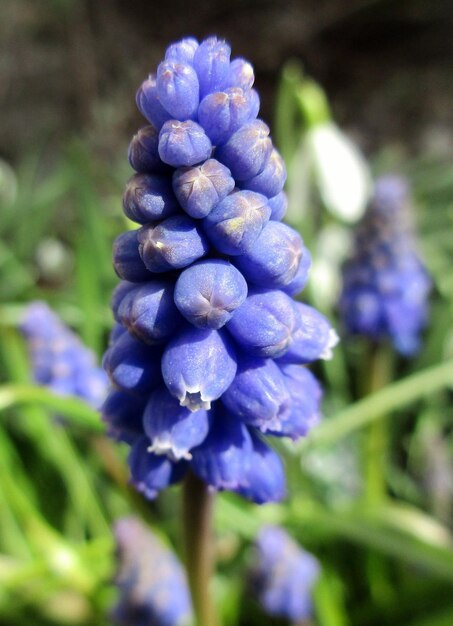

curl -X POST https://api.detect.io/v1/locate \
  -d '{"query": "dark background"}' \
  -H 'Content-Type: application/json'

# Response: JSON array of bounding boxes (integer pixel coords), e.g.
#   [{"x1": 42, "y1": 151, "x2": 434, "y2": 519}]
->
[{"x1": 2, "y1": 0, "x2": 453, "y2": 162}]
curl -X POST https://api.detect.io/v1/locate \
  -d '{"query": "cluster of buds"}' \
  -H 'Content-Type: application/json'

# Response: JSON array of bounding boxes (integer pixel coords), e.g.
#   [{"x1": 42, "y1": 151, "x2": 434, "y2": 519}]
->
[
  {"x1": 340, "y1": 175, "x2": 431, "y2": 355},
  {"x1": 20, "y1": 301, "x2": 107, "y2": 407},
  {"x1": 102, "y1": 36, "x2": 337, "y2": 503}
]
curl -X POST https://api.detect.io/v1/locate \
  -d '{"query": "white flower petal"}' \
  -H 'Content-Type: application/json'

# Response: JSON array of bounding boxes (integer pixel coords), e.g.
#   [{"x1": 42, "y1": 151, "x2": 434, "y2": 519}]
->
[{"x1": 308, "y1": 123, "x2": 372, "y2": 222}]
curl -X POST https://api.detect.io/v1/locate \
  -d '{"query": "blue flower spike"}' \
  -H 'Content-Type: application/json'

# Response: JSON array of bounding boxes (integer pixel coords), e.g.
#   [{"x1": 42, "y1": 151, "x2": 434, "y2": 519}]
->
[
  {"x1": 340, "y1": 175, "x2": 430, "y2": 355},
  {"x1": 251, "y1": 525, "x2": 320, "y2": 621},
  {"x1": 113, "y1": 516, "x2": 193, "y2": 626},
  {"x1": 102, "y1": 36, "x2": 336, "y2": 504},
  {"x1": 21, "y1": 302, "x2": 108, "y2": 408}
]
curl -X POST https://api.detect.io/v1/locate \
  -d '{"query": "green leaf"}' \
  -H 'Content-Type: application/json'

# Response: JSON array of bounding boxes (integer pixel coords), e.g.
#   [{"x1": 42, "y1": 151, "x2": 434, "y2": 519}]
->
[
  {"x1": 0, "y1": 384, "x2": 102, "y2": 433},
  {"x1": 301, "y1": 358, "x2": 453, "y2": 449}
]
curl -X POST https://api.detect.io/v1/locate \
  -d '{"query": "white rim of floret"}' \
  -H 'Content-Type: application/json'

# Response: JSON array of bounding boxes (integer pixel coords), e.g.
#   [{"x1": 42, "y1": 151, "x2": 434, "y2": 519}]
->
[
  {"x1": 147, "y1": 439, "x2": 193, "y2": 461},
  {"x1": 180, "y1": 388, "x2": 211, "y2": 412},
  {"x1": 320, "y1": 328, "x2": 340, "y2": 360}
]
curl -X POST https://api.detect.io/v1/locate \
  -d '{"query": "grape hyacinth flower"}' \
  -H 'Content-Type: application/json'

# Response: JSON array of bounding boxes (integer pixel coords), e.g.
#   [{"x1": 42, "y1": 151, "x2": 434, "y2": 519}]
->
[
  {"x1": 102, "y1": 35, "x2": 337, "y2": 505},
  {"x1": 113, "y1": 517, "x2": 192, "y2": 626},
  {"x1": 250, "y1": 525, "x2": 320, "y2": 621},
  {"x1": 340, "y1": 175, "x2": 431, "y2": 355},
  {"x1": 20, "y1": 301, "x2": 107, "y2": 407}
]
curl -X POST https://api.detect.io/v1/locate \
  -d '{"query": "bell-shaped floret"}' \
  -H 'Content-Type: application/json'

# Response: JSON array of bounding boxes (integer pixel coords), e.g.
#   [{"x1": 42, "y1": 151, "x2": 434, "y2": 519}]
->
[
  {"x1": 101, "y1": 389, "x2": 146, "y2": 444},
  {"x1": 165, "y1": 37, "x2": 199, "y2": 64},
  {"x1": 116, "y1": 280, "x2": 183, "y2": 344},
  {"x1": 193, "y1": 36, "x2": 231, "y2": 97},
  {"x1": 215, "y1": 120, "x2": 272, "y2": 180},
  {"x1": 103, "y1": 331, "x2": 162, "y2": 395},
  {"x1": 143, "y1": 386, "x2": 211, "y2": 460},
  {"x1": 236, "y1": 434, "x2": 286, "y2": 504},
  {"x1": 128, "y1": 436, "x2": 187, "y2": 499},
  {"x1": 172, "y1": 159, "x2": 234, "y2": 219},
  {"x1": 198, "y1": 88, "x2": 258, "y2": 145},
  {"x1": 278, "y1": 303, "x2": 339, "y2": 364},
  {"x1": 122, "y1": 173, "x2": 179, "y2": 224},
  {"x1": 234, "y1": 221, "x2": 304, "y2": 288},
  {"x1": 136, "y1": 76, "x2": 171, "y2": 130},
  {"x1": 128, "y1": 125, "x2": 169, "y2": 174},
  {"x1": 225, "y1": 58, "x2": 255, "y2": 90},
  {"x1": 221, "y1": 356, "x2": 290, "y2": 432},
  {"x1": 190, "y1": 411, "x2": 252, "y2": 491},
  {"x1": 281, "y1": 250, "x2": 312, "y2": 296},
  {"x1": 268, "y1": 191, "x2": 287, "y2": 221},
  {"x1": 226, "y1": 289, "x2": 298, "y2": 358},
  {"x1": 156, "y1": 60, "x2": 200, "y2": 120},
  {"x1": 203, "y1": 190, "x2": 270, "y2": 255},
  {"x1": 113, "y1": 230, "x2": 153, "y2": 282},
  {"x1": 174, "y1": 259, "x2": 248, "y2": 329},
  {"x1": 138, "y1": 215, "x2": 209, "y2": 272},
  {"x1": 162, "y1": 327, "x2": 237, "y2": 411},
  {"x1": 158, "y1": 120, "x2": 212, "y2": 168},
  {"x1": 241, "y1": 148, "x2": 286, "y2": 198},
  {"x1": 111, "y1": 282, "x2": 138, "y2": 322},
  {"x1": 270, "y1": 365, "x2": 322, "y2": 439}
]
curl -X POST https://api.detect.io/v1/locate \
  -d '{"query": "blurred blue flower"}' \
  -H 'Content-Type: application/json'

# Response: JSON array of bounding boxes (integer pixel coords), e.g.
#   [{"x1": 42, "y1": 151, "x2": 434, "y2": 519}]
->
[
  {"x1": 250, "y1": 525, "x2": 320, "y2": 621},
  {"x1": 340, "y1": 175, "x2": 431, "y2": 355},
  {"x1": 113, "y1": 516, "x2": 192, "y2": 626},
  {"x1": 102, "y1": 36, "x2": 338, "y2": 504},
  {"x1": 20, "y1": 301, "x2": 108, "y2": 408}
]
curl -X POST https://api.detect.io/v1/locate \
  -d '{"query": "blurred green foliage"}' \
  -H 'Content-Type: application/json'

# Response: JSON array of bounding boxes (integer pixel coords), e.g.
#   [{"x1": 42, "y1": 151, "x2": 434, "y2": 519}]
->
[{"x1": 0, "y1": 67, "x2": 452, "y2": 626}]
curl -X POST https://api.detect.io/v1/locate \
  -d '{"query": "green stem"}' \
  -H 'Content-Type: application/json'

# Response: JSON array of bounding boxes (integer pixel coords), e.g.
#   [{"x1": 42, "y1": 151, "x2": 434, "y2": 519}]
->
[
  {"x1": 182, "y1": 472, "x2": 220, "y2": 626},
  {"x1": 361, "y1": 343, "x2": 394, "y2": 606},
  {"x1": 363, "y1": 343, "x2": 393, "y2": 504}
]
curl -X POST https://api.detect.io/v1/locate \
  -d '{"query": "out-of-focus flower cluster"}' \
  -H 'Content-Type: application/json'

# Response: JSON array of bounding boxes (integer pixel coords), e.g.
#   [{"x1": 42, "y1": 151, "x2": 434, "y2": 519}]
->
[
  {"x1": 340, "y1": 175, "x2": 431, "y2": 355},
  {"x1": 113, "y1": 517, "x2": 192, "y2": 626},
  {"x1": 249, "y1": 525, "x2": 320, "y2": 621},
  {"x1": 102, "y1": 36, "x2": 338, "y2": 504},
  {"x1": 20, "y1": 301, "x2": 108, "y2": 407}
]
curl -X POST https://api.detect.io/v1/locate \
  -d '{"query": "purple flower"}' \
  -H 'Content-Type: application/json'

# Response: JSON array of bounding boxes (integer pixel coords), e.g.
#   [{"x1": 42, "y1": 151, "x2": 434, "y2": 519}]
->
[
  {"x1": 123, "y1": 174, "x2": 179, "y2": 224},
  {"x1": 20, "y1": 302, "x2": 108, "y2": 408},
  {"x1": 240, "y1": 148, "x2": 287, "y2": 198},
  {"x1": 340, "y1": 175, "x2": 430, "y2": 355},
  {"x1": 192, "y1": 37, "x2": 231, "y2": 97},
  {"x1": 174, "y1": 259, "x2": 248, "y2": 329},
  {"x1": 226, "y1": 289, "x2": 298, "y2": 358},
  {"x1": 156, "y1": 60, "x2": 199, "y2": 120},
  {"x1": 198, "y1": 88, "x2": 258, "y2": 145},
  {"x1": 102, "y1": 36, "x2": 333, "y2": 504},
  {"x1": 202, "y1": 190, "x2": 270, "y2": 256},
  {"x1": 128, "y1": 125, "x2": 169, "y2": 175},
  {"x1": 172, "y1": 159, "x2": 234, "y2": 219},
  {"x1": 215, "y1": 120, "x2": 273, "y2": 180},
  {"x1": 113, "y1": 230, "x2": 153, "y2": 282},
  {"x1": 113, "y1": 516, "x2": 192, "y2": 626},
  {"x1": 250, "y1": 525, "x2": 320, "y2": 620},
  {"x1": 158, "y1": 120, "x2": 212, "y2": 168},
  {"x1": 161, "y1": 327, "x2": 237, "y2": 411},
  {"x1": 143, "y1": 386, "x2": 211, "y2": 460},
  {"x1": 138, "y1": 215, "x2": 209, "y2": 272},
  {"x1": 233, "y1": 220, "x2": 305, "y2": 288}
]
